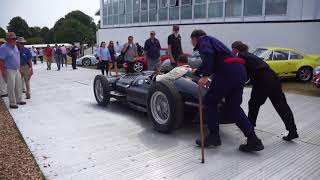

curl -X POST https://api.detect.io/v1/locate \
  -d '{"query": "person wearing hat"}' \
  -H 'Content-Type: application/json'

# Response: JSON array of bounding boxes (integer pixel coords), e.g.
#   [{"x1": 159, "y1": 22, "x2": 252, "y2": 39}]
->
[
  {"x1": 0, "y1": 38, "x2": 8, "y2": 97},
  {"x1": 144, "y1": 31, "x2": 161, "y2": 71},
  {"x1": 0, "y1": 32, "x2": 26, "y2": 109},
  {"x1": 168, "y1": 25, "x2": 183, "y2": 68},
  {"x1": 17, "y1": 37, "x2": 33, "y2": 99}
]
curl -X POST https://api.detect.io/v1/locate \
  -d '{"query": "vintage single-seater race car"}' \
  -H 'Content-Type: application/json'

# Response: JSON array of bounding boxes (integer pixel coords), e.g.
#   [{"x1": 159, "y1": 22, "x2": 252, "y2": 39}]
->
[{"x1": 93, "y1": 69, "x2": 231, "y2": 133}]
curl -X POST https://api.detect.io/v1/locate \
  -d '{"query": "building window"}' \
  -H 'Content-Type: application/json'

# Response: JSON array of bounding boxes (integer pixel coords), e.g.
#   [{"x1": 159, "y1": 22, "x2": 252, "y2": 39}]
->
[
  {"x1": 107, "y1": 0, "x2": 113, "y2": 25},
  {"x1": 169, "y1": 0, "x2": 179, "y2": 20},
  {"x1": 119, "y1": 0, "x2": 126, "y2": 24},
  {"x1": 159, "y1": 0, "x2": 168, "y2": 21},
  {"x1": 125, "y1": 0, "x2": 133, "y2": 23},
  {"x1": 265, "y1": 0, "x2": 287, "y2": 15},
  {"x1": 181, "y1": 0, "x2": 192, "y2": 20},
  {"x1": 140, "y1": 0, "x2": 148, "y2": 22},
  {"x1": 244, "y1": 0, "x2": 263, "y2": 16},
  {"x1": 103, "y1": 1, "x2": 108, "y2": 25},
  {"x1": 149, "y1": 0, "x2": 158, "y2": 22},
  {"x1": 133, "y1": 0, "x2": 140, "y2": 23},
  {"x1": 113, "y1": 0, "x2": 119, "y2": 24},
  {"x1": 194, "y1": 0, "x2": 207, "y2": 19},
  {"x1": 208, "y1": 0, "x2": 223, "y2": 18},
  {"x1": 225, "y1": 0, "x2": 242, "y2": 17}
]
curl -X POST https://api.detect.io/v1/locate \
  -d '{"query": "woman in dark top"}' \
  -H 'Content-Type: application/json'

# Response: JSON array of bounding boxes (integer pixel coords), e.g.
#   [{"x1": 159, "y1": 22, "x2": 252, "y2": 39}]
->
[
  {"x1": 231, "y1": 41, "x2": 298, "y2": 141},
  {"x1": 108, "y1": 41, "x2": 118, "y2": 76}
]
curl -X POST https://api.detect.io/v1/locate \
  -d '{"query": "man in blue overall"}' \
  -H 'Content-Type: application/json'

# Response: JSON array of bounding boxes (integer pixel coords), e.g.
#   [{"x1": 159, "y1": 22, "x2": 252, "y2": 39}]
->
[{"x1": 191, "y1": 30, "x2": 264, "y2": 152}]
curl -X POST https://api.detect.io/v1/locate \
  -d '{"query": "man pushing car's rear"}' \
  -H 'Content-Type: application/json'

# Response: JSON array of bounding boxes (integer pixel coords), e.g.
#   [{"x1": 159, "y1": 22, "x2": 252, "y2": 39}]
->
[{"x1": 191, "y1": 30, "x2": 264, "y2": 152}]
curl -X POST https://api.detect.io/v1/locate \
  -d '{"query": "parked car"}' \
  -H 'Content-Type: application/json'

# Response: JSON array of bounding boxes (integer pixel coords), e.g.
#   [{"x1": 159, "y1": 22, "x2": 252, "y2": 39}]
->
[
  {"x1": 252, "y1": 47, "x2": 320, "y2": 82},
  {"x1": 76, "y1": 53, "x2": 99, "y2": 66},
  {"x1": 312, "y1": 66, "x2": 320, "y2": 88},
  {"x1": 123, "y1": 48, "x2": 201, "y2": 73}
]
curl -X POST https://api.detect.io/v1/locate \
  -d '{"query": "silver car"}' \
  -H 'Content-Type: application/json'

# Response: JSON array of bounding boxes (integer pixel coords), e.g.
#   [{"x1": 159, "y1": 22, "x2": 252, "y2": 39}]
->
[{"x1": 76, "y1": 53, "x2": 99, "y2": 66}]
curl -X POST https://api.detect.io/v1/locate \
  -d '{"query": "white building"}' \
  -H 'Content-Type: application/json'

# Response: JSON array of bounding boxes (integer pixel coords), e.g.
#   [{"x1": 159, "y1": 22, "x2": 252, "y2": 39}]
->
[{"x1": 97, "y1": 0, "x2": 320, "y2": 54}]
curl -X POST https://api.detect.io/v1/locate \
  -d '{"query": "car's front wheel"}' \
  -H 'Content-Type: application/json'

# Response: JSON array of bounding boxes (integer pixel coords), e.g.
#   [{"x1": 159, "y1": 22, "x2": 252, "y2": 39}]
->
[
  {"x1": 147, "y1": 81, "x2": 184, "y2": 133},
  {"x1": 82, "y1": 58, "x2": 92, "y2": 66},
  {"x1": 94, "y1": 75, "x2": 111, "y2": 106},
  {"x1": 133, "y1": 62, "x2": 144, "y2": 72},
  {"x1": 297, "y1": 67, "x2": 313, "y2": 82}
]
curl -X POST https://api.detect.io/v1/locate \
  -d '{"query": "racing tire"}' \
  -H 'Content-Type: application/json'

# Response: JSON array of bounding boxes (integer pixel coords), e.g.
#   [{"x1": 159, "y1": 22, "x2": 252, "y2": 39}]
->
[
  {"x1": 133, "y1": 62, "x2": 144, "y2": 72},
  {"x1": 147, "y1": 80, "x2": 184, "y2": 133},
  {"x1": 297, "y1": 67, "x2": 313, "y2": 82},
  {"x1": 94, "y1": 75, "x2": 111, "y2": 106},
  {"x1": 82, "y1": 58, "x2": 92, "y2": 66}
]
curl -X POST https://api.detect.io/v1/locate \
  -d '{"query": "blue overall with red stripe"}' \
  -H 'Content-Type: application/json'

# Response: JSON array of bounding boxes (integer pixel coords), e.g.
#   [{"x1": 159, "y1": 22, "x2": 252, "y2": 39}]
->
[{"x1": 197, "y1": 35, "x2": 254, "y2": 137}]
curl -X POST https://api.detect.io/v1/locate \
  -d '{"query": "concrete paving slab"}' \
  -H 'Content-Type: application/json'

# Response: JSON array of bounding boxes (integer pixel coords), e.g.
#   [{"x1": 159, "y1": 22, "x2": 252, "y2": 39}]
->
[{"x1": 3, "y1": 63, "x2": 320, "y2": 180}]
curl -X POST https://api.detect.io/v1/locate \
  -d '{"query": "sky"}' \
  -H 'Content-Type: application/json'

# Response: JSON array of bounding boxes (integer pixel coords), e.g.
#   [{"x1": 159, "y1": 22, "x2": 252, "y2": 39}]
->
[{"x1": 0, "y1": 0, "x2": 100, "y2": 30}]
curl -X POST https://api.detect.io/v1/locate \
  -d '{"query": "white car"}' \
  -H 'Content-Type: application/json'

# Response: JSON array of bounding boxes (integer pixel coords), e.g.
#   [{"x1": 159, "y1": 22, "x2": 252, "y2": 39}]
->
[{"x1": 76, "y1": 53, "x2": 99, "y2": 66}]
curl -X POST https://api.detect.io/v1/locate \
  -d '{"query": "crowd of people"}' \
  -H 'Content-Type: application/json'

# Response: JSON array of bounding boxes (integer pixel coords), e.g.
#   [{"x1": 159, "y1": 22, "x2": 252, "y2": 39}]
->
[
  {"x1": 0, "y1": 26, "x2": 299, "y2": 153},
  {"x1": 0, "y1": 32, "x2": 81, "y2": 109},
  {"x1": 95, "y1": 25, "x2": 182, "y2": 76}
]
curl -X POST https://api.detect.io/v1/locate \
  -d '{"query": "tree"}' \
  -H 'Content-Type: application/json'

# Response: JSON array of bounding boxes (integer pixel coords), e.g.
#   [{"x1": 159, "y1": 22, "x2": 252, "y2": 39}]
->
[
  {"x1": 0, "y1": 27, "x2": 6, "y2": 38},
  {"x1": 65, "y1": 11, "x2": 97, "y2": 32},
  {"x1": 29, "y1": 26, "x2": 41, "y2": 37},
  {"x1": 54, "y1": 18, "x2": 94, "y2": 44},
  {"x1": 7, "y1": 16, "x2": 30, "y2": 38},
  {"x1": 27, "y1": 37, "x2": 44, "y2": 45},
  {"x1": 40, "y1": 27, "x2": 49, "y2": 38}
]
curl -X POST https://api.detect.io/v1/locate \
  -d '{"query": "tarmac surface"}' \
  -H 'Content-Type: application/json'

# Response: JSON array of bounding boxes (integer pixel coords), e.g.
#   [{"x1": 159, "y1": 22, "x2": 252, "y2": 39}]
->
[{"x1": 3, "y1": 63, "x2": 320, "y2": 180}]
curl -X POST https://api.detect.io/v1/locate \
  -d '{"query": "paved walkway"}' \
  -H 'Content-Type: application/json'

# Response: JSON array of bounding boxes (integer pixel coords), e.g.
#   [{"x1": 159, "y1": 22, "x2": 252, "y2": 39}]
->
[{"x1": 4, "y1": 63, "x2": 320, "y2": 180}]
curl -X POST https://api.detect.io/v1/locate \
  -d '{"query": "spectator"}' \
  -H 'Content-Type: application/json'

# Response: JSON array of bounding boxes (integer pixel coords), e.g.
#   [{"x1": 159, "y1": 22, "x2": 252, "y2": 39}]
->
[
  {"x1": 44, "y1": 45, "x2": 53, "y2": 70},
  {"x1": 38, "y1": 47, "x2": 44, "y2": 63},
  {"x1": 115, "y1": 41, "x2": 122, "y2": 54},
  {"x1": 30, "y1": 46, "x2": 37, "y2": 65},
  {"x1": 144, "y1": 31, "x2": 161, "y2": 71},
  {"x1": 0, "y1": 38, "x2": 7, "y2": 97},
  {"x1": 97, "y1": 41, "x2": 111, "y2": 76},
  {"x1": 168, "y1": 25, "x2": 183, "y2": 67},
  {"x1": 17, "y1": 37, "x2": 33, "y2": 99},
  {"x1": 69, "y1": 44, "x2": 80, "y2": 70},
  {"x1": 136, "y1": 42, "x2": 143, "y2": 56},
  {"x1": 61, "y1": 45, "x2": 67, "y2": 67},
  {"x1": 54, "y1": 44, "x2": 62, "y2": 71},
  {"x1": 0, "y1": 32, "x2": 26, "y2": 109},
  {"x1": 122, "y1": 36, "x2": 138, "y2": 73},
  {"x1": 108, "y1": 41, "x2": 118, "y2": 76}
]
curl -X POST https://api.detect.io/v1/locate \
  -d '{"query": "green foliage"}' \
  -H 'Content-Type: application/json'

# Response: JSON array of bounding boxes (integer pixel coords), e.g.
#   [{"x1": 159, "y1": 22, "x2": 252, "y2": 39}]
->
[
  {"x1": 54, "y1": 18, "x2": 94, "y2": 44},
  {"x1": 65, "y1": 11, "x2": 97, "y2": 32},
  {"x1": 7, "y1": 16, "x2": 30, "y2": 38},
  {"x1": 29, "y1": 26, "x2": 41, "y2": 37},
  {"x1": 27, "y1": 37, "x2": 44, "y2": 44},
  {"x1": 0, "y1": 27, "x2": 6, "y2": 38},
  {"x1": 40, "y1": 27, "x2": 49, "y2": 38}
]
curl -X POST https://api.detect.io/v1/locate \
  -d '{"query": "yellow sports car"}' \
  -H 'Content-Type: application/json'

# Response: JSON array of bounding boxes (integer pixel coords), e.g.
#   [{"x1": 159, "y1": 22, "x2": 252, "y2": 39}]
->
[{"x1": 252, "y1": 47, "x2": 320, "y2": 82}]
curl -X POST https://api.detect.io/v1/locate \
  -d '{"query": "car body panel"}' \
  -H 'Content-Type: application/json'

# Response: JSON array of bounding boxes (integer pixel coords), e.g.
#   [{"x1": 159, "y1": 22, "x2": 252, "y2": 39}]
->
[
  {"x1": 253, "y1": 47, "x2": 320, "y2": 78},
  {"x1": 76, "y1": 54, "x2": 99, "y2": 66}
]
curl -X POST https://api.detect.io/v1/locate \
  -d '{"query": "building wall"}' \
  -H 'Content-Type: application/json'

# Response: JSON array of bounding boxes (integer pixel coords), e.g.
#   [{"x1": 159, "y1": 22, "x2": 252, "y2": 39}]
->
[{"x1": 97, "y1": 21, "x2": 320, "y2": 54}]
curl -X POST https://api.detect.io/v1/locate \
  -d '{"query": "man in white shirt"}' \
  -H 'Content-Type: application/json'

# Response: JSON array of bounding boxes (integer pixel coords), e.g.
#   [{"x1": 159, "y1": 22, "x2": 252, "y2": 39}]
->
[
  {"x1": 115, "y1": 41, "x2": 122, "y2": 54},
  {"x1": 156, "y1": 55, "x2": 191, "y2": 81},
  {"x1": 30, "y1": 46, "x2": 37, "y2": 65}
]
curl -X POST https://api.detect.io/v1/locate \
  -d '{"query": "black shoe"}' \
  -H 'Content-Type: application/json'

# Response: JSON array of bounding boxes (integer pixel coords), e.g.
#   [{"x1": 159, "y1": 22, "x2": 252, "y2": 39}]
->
[
  {"x1": 196, "y1": 134, "x2": 221, "y2": 147},
  {"x1": 10, "y1": 105, "x2": 18, "y2": 109},
  {"x1": 26, "y1": 94, "x2": 31, "y2": 99},
  {"x1": 17, "y1": 101, "x2": 26, "y2": 105},
  {"x1": 282, "y1": 131, "x2": 299, "y2": 141},
  {"x1": 239, "y1": 136, "x2": 264, "y2": 152},
  {"x1": 1, "y1": 94, "x2": 8, "y2": 97}
]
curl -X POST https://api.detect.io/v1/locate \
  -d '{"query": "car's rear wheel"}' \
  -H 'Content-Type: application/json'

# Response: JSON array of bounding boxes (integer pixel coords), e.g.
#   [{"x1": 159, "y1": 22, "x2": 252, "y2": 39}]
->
[
  {"x1": 94, "y1": 75, "x2": 111, "y2": 106},
  {"x1": 297, "y1": 67, "x2": 313, "y2": 82},
  {"x1": 82, "y1": 58, "x2": 91, "y2": 66},
  {"x1": 147, "y1": 80, "x2": 183, "y2": 133},
  {"x1": 133, "y1": 62, "x2": 144, "y2": 72}
]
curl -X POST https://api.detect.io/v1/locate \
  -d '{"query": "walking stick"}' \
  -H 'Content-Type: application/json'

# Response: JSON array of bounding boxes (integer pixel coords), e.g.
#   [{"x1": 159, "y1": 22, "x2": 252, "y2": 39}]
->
[{"x1": 198, "y1": 86, "x2": 205, "y2": 163}]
